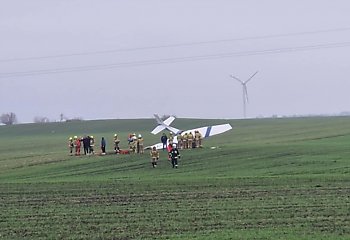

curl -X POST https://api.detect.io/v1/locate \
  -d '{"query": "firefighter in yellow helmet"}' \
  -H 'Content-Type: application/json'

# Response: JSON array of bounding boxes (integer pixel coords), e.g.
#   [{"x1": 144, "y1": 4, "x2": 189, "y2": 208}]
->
[
  {"x1": 74, "y1": 136, "x2": 81, "y2": 156},
  {"x1": 150, "y1": 146, "x2": 159, "y2": 168},
  {"x1": 168, "y1": 132, "x2": 174, "y2": 145},
  {"x1": 130, "y1": 133, "x2": 137, "y2": 153},
  {"x1": 194, "y1": 130, "x2": 203, "y2": 148},
  {"x1": 137, "y1": 134, "x2": 144, "y2": 154}
]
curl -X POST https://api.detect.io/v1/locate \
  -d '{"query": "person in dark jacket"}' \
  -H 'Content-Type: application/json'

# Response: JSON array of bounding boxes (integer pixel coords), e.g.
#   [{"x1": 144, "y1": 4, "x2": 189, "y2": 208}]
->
[
  {"x1": 101, "y1": 137, "x2": 106, "y2": 155},
  {"x1": 82, "y1": 135, "x2": 91, "y2": 155},
  {"x1": 161, "y1": 133, "x2": 168, "y2": 151},
  {"x1": 169, "y1": 144, "x2": 181, "y2": 168}
]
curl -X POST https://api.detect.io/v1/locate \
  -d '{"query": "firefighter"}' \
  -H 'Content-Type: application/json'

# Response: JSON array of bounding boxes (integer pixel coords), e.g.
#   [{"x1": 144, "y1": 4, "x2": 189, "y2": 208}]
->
[
  {"x1": 169, "y1": 144, "x2": 181, "y2": 168},
  {"x1": 168, "y1": 132, "x2": 174, "y2": 145},
  {"x1": 150, "y1": 146, "x2": 159, "y2": 168},
  {"x1": 113, "y1": 133, "x2": 120, "y2": 153},
  {"x1": 182, "y1": 133, "x2": 188, "y2": 149},
  {"x1": 74, "y1": 136, "x2": 81, "y2": 156},
  {"x1": 89, "y1": 136, "x2": 95, "y2": 155},
  {"x1": 68, "y1": 137, "x2": 74, "y2": 156},
  {"x1": 137, "y1": 134, "x2": 144, "y2": 154},
  {"x1": 130, "y1": 133, "x2": 137, "y2": 153},
  {"x1": 187, "y1": 132, "x2": 194, "y2": 149},
  {"x1": 194, "y1": 130, "x2": 203, "y2": 148},
  {"x1": 177, "y1": 133, "x2": 183, "y2": 149}
]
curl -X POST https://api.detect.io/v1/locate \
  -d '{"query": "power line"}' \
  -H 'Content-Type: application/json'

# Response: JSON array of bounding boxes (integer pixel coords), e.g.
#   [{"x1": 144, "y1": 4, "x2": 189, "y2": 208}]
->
[
  {"x1": 1, "y1": 41, "x2": 350, "y2": 78},
  {"x1": 1, "y1": 27, "x2": 350, "y2": 63}
]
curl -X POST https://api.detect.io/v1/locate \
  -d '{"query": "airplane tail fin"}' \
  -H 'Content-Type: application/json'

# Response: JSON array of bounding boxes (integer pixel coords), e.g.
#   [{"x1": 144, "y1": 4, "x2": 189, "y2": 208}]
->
[
  {"x1": 151, "y1": 114, "x2": 180, "y2": 135},
  {"x1": 153, "y1": 114, "x2": 163, "y2": 125}
]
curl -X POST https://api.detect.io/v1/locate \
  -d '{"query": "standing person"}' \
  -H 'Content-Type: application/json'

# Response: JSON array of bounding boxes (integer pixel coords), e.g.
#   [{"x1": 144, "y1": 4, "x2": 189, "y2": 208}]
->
[
  {"x1": 89, "y1": 136, "x2": 95, "y2": 155},
  {"x1": 182, "y1": 133, "x2": 188, "y2": 149},
  {"x1": 187, "y1": 132, "x2": 194, "y2": 149},
  {"x1": 113, "y1": 133, "x2": 120, "y2": 153},
  {"x1": 168, "y1": 132, "x2": 174, "y2": 145},
  {"x1": 127, "y1": 133, "x2": 133, "y2": 149},
  {"x1": 74, "y1": 136, "x2": 81, "y2": 156},
  {"x1": 137, "y1": 134, "x2": 144, "y2": 154},
  {"x1": 82, "y1": 135, "x2": 90, "y2": 155},
  {"x1": 194, "y1": 130, "x2": 203, "y2": 148},
  {"x1": 177, "y1": 133, "x2": 183, "y2": 149},
  {"x1": 166, "y1": 143, "x2": 173, "y2": 161},
  {"x1": 101, "y1": 137, "x2": 106, "y2": 155},
  {"x1": 68, "y1": 137, "x2": 74, "y2": 156},
  {"x1": 169, "y1": 144, "x2": 181, "y2": 168},
  {"x1": 161, "y1": 133, "x2": 168, "y2": 151},
  {"x1": 131, "y1": 133, "x2": 137, "y2": 153},
  {"x1": 149, "y1": 146, "x2": 159, "y2": 168}
]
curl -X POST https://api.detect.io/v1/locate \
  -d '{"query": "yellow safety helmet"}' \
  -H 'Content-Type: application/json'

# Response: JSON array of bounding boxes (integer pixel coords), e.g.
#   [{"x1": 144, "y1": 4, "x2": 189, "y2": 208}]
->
[
  {"x1": 69, "y1": 137, "x2": 73, "y2": 140},
  {"x1": 114, "y1": 133, "x2": 117, "y2": 137},
  {"x1": 91, "y1": 136, "x2": 94, "y2": 138}
]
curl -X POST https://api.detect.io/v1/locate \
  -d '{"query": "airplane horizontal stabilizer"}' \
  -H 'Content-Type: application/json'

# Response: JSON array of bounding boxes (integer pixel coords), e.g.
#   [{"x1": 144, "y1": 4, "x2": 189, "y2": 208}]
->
[
  {"x1": 151, "y1": 125, "x2": 166, "y2": 135},
  {"x1": 163, "y1": 116, "x2": 175, "y2": 126}
]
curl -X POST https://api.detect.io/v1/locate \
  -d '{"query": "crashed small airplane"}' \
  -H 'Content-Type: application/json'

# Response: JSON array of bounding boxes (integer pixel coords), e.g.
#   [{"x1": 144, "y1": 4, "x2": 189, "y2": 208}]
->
[{"x1": 146, "y1": 114, "x2": 232, "y2": 150}]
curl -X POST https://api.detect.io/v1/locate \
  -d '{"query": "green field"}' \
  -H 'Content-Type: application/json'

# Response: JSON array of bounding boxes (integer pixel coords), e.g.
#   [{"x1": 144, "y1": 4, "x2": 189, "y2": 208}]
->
[{"x1": 0, "y1": 117, "x2": 349, "y2": 239}]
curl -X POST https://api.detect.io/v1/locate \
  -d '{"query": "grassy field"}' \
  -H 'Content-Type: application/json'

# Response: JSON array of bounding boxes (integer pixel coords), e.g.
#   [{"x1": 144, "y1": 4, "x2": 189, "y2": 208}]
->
[{"x1": 0, "y1": 117, "x2": 349, "y2": 239}]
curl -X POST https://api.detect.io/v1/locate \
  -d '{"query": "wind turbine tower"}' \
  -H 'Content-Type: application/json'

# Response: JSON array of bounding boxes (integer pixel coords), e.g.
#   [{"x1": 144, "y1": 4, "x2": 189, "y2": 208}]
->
[{"x1": 230, "y1": 71, "x2": 258, "y2": 118}]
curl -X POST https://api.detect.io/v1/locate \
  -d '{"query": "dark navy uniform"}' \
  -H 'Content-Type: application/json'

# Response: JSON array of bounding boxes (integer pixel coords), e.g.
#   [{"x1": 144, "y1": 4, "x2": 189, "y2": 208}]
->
[{"x1": 169, "y1": 147, "x2": 181, "y2": 168}]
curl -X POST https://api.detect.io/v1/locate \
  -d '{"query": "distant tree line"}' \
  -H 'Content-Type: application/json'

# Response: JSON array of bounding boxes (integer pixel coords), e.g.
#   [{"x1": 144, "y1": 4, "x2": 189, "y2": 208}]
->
[
  {"x1": 0, "y1": 112, "x2": 17, "y2": 125},
  {"x1": 0, "y1": 112, "x2": 84, "y2": 125}
]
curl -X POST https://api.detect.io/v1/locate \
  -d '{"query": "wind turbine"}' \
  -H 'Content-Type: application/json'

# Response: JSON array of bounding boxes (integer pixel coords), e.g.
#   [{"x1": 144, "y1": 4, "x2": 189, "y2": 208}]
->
[{"x1": 230, "y1": 71, "x2": 258, "y2": 118}]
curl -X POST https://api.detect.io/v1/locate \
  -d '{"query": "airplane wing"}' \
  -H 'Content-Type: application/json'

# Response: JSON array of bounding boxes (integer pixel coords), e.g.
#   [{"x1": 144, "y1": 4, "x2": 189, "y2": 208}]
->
[
  {"x1": 151, "y1": 125, "x2": 166, "y2": 135},
  {"x1": 163, "y1": 116, "x2": 175, "y2": 126},
  {"x1": 145, "y1": 123, "x2": 232, "y2": 150},
  {"x1": 144, "y1": 142, "x2": 164, "y2": 150},
  {"x1": 181, "y1": 123, "x2": 232, "y2": 138}
]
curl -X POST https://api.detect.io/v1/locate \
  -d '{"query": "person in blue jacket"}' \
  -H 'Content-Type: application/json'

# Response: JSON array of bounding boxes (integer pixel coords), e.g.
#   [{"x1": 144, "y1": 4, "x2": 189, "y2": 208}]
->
[
  {"x1": 101, "y1": 137, "x2": 106, "y2": 155},
  {"x1": 161, "y1": 133, "x2": 168, "y2": 151}
]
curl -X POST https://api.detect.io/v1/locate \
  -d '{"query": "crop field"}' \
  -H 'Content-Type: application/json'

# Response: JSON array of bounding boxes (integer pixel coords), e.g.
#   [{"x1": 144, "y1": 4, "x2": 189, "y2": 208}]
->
[{"x1": 0, "y1": 117, "x2": 349, "y2": 239}]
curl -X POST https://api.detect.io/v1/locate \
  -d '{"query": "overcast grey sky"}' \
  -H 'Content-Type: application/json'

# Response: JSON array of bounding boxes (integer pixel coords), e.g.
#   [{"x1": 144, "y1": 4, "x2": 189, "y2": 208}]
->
[{"x1": 1, "y1": 0, "x2": 350, "y2": 123}]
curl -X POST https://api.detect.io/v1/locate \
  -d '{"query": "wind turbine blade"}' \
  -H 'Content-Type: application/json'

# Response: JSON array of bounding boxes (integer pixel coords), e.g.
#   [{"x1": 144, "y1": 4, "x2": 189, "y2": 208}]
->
[
  {"x1": 245, "y1": 71, "x2": 258, "y2": 84},
  {"x1": 230, "y1": 75, "x2": 244, "y2": 84}
]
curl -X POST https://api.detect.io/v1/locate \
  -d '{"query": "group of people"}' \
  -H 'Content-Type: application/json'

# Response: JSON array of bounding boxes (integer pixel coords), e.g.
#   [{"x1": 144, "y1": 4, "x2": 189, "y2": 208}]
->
[
  {"x1": 150, "y1": 143, "x2": 181, "y2": 169},
  {"x1": 68, "y1": 133, "x2": 145, "y2": 156},
  {"x1": 68, "y1": 132, "x2": 184, "y2": 169},
  {"x1": 68, "y1": 135, "x2": 96, "y2": 156},
  {"x1": 161, "y1": 131, "x2": 203, "y2": 150},
  {"x1": 68, "y1": 135, "x2": 110, "y2": 156},
  {"x1": 127, "y1": 133, "x2": 144, "y2": 154}
]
